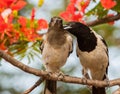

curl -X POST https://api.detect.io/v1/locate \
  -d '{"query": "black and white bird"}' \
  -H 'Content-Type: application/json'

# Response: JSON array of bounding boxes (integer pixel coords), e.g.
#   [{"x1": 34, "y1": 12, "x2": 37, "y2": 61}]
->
[
  {"x1": 64, "y1": 22, "x2": 109, "y2": 94},
  {"x1": 40, "y1": 17, "x2": 73, "y2": 94}
]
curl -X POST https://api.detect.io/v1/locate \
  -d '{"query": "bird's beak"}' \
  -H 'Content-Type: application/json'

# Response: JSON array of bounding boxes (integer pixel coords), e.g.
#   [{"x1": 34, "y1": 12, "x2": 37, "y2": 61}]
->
[{"x1": 63, "y1": 25, "x2": 72, "y2": 29}]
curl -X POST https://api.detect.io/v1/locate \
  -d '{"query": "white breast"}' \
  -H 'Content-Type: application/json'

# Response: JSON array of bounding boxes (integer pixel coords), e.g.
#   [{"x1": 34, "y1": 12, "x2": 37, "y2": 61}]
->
[{"x1": 77, "y1": 31, "x2": 109, "y2": 80}]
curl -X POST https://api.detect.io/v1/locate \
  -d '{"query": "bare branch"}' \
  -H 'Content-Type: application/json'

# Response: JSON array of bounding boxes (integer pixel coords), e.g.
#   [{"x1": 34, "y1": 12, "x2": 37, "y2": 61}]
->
[
  {"x1": 87, "y1": 13, "x2": 120, "y2": 27},
  {"x1": 1, "y1": 49, "x2": 120, "y2": 88},
  {"x1": 22, "y1": 78, "x2": 44, "y2": 94},
  {"x1": 113, "y1": 88, "x2": 120, "y2": 94}
]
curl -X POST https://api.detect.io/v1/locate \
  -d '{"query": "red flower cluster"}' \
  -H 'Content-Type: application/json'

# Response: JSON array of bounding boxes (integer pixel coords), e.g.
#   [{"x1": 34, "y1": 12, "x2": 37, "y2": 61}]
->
[
  {"x1": 0, "y1": 0, "x2": 48, "y2": 50},
  {"x1": 60, "y1": 0, "x2": 117, "y2": 23},
  {"x1": 0, "y1": 0, "x2": 27, "y2": 12},
  {"x1": 18, "y1": 9, "x2": 48, "y2": 41},
  {"x1": 100, "y1": 0, "x2": 116, "y2": 9},
  {"x1": 60, "y1": 0, "x2": 90, "y2": 22},
  {"x1": 0, "y1": 0, "x2": 27, "y2": 50}
]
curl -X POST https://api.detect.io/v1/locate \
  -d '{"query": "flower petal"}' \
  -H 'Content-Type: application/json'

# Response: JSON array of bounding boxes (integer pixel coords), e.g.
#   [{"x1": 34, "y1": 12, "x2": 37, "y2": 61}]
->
[
  {"x1": 37, "y1": 19, "x2": 48, "y2": 30},
  {"x1": 18, "y1": 16, "x2": 27, "y2": 27},
  {"x1": 100, "y1": 0, "x2": 116, "y2": 9},
  {"x1": 11, "y1": 0, "x2": 27, "y2": 10}
]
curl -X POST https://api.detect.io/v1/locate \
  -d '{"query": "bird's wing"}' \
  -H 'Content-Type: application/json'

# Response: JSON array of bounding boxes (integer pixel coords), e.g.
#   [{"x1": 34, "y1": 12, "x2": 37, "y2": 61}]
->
[
  {"x1": 66, "y1": 33, "x2": 73, "y2": 54},
  {"x1": 40, "y1": 34, "x2": 47, "y2": 53},
  {"x1": 76, "y1": 42, "x2": 80, "y2": 57}
]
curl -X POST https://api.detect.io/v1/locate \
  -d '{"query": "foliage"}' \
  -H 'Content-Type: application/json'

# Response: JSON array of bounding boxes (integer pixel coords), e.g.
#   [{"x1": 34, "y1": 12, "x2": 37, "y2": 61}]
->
[
  {"x1": 0, "y1": 0, "x2": 47, "y2": 61},
  {"x1": 0, "y1": 0, "x2": 120, "y2": 94},
  {"x1": 0, "y1": 0, "x2": 120, "y2": 61},
  {"x1": 60, "y1": 0, "x2": 118, "y2": 22}
]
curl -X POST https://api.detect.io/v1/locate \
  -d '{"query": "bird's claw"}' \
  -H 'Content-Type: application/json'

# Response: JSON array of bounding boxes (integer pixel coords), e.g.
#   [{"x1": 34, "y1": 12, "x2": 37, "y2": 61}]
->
[
  {"x1": 105, "y1": 77, "x2": 110, "y2": 90},
  {"x1": 55, "y1": 72, "x2": 65, "y2": 80},
  {"x1": 81, "y1": 77, "x2": 92, "y2": 90},
  {"x1": 46, "y1": 72, "x2": 52, "y2": 78},
  {"x1": 81, "y1": 77, "x2": 88, "y2": 84}
]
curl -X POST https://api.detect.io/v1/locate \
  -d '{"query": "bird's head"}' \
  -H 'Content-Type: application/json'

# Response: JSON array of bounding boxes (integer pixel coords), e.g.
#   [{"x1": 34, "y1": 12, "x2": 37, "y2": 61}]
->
[
  {"x1": 64, "y1": 22, "x2": 91, "y2": 36},
  {"x1": 49, "y1": 16, "x2": 63, "y2": 28}
]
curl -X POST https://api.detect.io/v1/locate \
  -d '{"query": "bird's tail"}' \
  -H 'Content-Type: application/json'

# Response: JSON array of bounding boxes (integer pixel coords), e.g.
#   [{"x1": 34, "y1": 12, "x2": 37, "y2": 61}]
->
[
  {"x1": 92, "y1": 86, "x2": 106, "y2": 94},
  {"x1": 92, "y1": 74, "x2": 106, "y2": 94},
  {"x1": 44, "y1": 80, "x2": 57, "y2": 94}
]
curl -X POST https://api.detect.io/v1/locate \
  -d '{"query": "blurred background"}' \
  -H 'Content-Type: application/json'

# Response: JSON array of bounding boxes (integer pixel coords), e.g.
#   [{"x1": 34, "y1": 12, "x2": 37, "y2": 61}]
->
[{"x1": 0, "y1": 0, "x2": 120, "y2": 94}]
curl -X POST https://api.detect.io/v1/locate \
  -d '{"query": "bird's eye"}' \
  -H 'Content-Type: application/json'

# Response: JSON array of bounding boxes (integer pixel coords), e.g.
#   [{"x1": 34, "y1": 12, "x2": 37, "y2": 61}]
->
[
  {"x1": 50, "y1": 18, "x2": 54, "y2": 22},
  {"x1": 58, "y1": 19, "x2": 62, "y2": 23}
]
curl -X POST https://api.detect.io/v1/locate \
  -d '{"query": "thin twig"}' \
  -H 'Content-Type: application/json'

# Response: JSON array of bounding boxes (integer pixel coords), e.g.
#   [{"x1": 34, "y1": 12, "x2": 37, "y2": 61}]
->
[
  {"x1": 113, "y1": 88, "x2": 120, "y2": 94},
  {"x1": 22, "y1": 78, "x2": 45, "y2": 94},
  {"x1": 87, "y1": 13, "x2": 120, "y2": 26}
]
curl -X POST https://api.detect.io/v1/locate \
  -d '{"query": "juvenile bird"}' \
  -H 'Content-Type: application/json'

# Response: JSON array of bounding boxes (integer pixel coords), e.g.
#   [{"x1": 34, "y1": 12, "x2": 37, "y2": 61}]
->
[
  {"x1": 64, "y1": 22, "x2": 109, "y2": 94},
  {"x1": 40, "y1": 17, "x2": 73, "y2": 94}
]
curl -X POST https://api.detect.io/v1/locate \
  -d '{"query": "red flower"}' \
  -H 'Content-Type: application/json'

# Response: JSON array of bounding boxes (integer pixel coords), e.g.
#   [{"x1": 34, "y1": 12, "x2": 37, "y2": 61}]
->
[
  {"x1": 100, "y1": 0, "x2": 116, "y2": 9},
  {"x1": 0, "y1": 15, "x2": 12, "y2": 40},
  {"x1": 0, "y1": 39, "x2": 7, "y2": 50},
  {"x1": 70, "y1": 0, "x2": 77, "y2": 3},
  {"x1": 60, "y1": 3, "x2": 75, "y2": 21},
  {"x1": 60, "y1": 3, "x2": 83, "y2": 22},
  {"x1": 0, "y1": 15, "x2": 8, "y2": 33},
  {"x1": 18, "y1": 16, "x2": 48, "y2": 41},
  {"x1": 60, "y1": 0, "x2": 90, "y2": 22},
  {"x1": 31, "y1": 8, "x2": 35, "y2": 21},
  {"x1": 9, "y1": 30, "x2": 20, "y2": 44},
  {"x1": 11, "y1": 0, "x2": 27, "y2": 11},
  {"x1": 21, "y1": 28, "x2": 39, "y2": 41},
  {"x1": 0, "y1": 0, "x2": 47, "y2": 46},
  {"x1": 73, "y1": 12, "x2": 83, "y2": 21},
  {"x1": 0, "y1": 0, "x2": 27, "y2": 11},
  {"x1": 37, "y1": 19, "x2": 48, "y2": 30},
  {"x1": 18, "y1": 16, "x2": 27, "y2": 27},
  {"x1": 0, "y1": 1, "x2": 7, "y2": 9},
  {"x1": 76, "y1": 0, "x2": 90, "y2": 13},
  {"x1": 67, "y1": 3, "x2": 76, "y2": 13},
  {"x1": 4, "y1": 0, "x2": 16, "y2": 7}
]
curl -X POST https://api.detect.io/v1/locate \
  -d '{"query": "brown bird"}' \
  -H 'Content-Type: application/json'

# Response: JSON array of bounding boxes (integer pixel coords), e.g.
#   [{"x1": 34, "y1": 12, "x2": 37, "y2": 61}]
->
[
  {"x1": 40, "y1": 17, "x2": 73, "y2": 94},
  {"x1": 64, "y1": 22, "x2": 109, "y2": 94}
]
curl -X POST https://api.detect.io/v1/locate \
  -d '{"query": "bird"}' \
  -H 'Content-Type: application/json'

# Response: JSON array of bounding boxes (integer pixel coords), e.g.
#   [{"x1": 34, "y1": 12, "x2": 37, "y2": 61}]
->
[
  {"x1": 64, "y1": 22, "x2": 109, "y2": 94},
  {"x1": 40, "y1": 17, "x2": 73, "y2": 94}
]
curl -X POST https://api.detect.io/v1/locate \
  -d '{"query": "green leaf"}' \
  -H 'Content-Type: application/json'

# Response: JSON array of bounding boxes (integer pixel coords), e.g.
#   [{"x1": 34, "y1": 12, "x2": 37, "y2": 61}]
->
[
  {"x1": 18, "y1": 53, "x2": 26, "y2": 61},
  {"x1": 7, "y1": 41, "x2": 42, "y2": 63},
  {"x1": 92, "y1": 0, "x2": 96, "y2": 2},
  {"x1": 112, "y1": 0, "x2": 120, "y2": 12},
  {"x1": 27, "y1": 55, "x2": 31, "y2": 64},
  {"x1": 32, "y1": 50, "x2": 41, "y2": 60},
  {"x1": 29, "y1": 52, "x2": 34, "y2": 61},
  {"x1": 86, "y1": 2, "x2": 108, "y2": 18}
]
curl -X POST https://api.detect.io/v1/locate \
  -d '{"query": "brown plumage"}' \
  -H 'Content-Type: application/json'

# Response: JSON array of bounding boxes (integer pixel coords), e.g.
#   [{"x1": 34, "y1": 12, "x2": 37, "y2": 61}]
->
[{"x1": 40, "y1": 17, "x2": 73, "y2": 94}]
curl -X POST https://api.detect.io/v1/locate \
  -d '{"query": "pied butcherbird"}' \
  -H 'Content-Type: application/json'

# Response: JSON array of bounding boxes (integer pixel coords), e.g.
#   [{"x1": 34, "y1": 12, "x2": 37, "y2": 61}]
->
[
  {"x1": 40, "y1": 17, "x2": 73, "y2": 94},
  {"x1": 64, "y1": 22, "x2": 109, "y2": 94}
]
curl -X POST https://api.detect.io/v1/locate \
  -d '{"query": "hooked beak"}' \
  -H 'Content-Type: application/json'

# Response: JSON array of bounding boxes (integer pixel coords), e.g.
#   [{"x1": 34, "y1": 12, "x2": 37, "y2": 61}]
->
[{"x1": 63, "y1": 25, "x2": 72, "y2": 30}]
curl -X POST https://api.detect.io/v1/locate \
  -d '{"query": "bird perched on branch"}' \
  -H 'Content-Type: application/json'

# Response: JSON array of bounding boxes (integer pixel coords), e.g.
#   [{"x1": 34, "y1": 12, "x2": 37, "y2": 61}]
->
[
  {"x1": 64, "y1": 22, "x2": 109, "y2": 94},
  {"x1": 40, "y1": 17, "x2": 73, "y2": 94}
]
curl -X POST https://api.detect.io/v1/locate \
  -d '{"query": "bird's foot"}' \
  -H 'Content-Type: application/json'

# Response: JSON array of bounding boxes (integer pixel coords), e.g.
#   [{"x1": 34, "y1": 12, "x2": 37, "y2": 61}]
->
[
  {"x1": 81, "y1": 77, "x2": 88, "y2": 84},
  {"x1": 82, "y1": 69, "x2": 91, "y2": 90},
  {"x1": 104, "y1": 75, "x2": 110, "y2": 90},
  {"x1": 54, "y1": 72, "x2": 65, "y2": 80},
  {"x1": 82, "y1": 68, "x2": 90, "y2": 79},
  {"x1": 45, "y1": 71, "x2": 53, "y2": 78},
  {"x1": 81, "y1": 77, "x2": 92, "y2": 90}
]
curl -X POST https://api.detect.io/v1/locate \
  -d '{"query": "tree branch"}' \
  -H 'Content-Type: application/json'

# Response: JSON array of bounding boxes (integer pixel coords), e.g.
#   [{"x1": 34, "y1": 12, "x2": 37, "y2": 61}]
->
[
  {"x1": 0, "y1": 49, "x2": 120, "y2": 88},
  {"x1": 87, "y1": 13, "x2": 120, "y2": 27},
  {"x1": 22, "y1": 78, "x2": 44, "y2": 94},
  {"x1": 113, "y1": 88, "x2": 120, "y2": 94}
]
